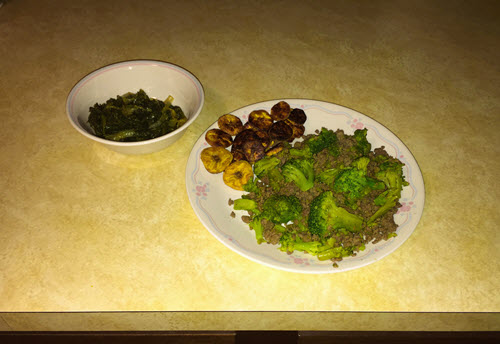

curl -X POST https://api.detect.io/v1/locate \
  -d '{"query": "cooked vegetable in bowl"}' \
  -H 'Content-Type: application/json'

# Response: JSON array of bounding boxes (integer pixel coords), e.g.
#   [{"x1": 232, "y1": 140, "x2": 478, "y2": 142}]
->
[
  {"x1": 66, "y1": 60, "x2": 204, "y2": 154},
  {"x1": 87, "y1": 89, "x2": 187, "y2": 142}
]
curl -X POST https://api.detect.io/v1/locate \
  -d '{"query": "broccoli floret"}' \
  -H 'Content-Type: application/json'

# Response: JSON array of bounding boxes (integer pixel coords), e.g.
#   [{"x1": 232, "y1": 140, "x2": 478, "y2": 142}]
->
[
  {"x1": 369, "y1": 189, "x2": 400, "y2": 225},
  {"x1": 368, "y1": 160, "x2": 409, "y2": 225},
  {"x1": 307, "y1": 127, "x2": 340, "y2": 155},
  {"x1": 253, "y1": 156, "x2": 284, "y2": 191},
  {"x1": 267, "y1": 169, "x2": 285, "y2": 191},
  {"x1": 316, "y1": 167, "x2": 342, "y2": 185},
  {"x1": 350, "y1": 156, "x2": 370, "y2": 172},
  {"x1": 243, "y1": 178, "x2": 260, "y2": 195},
  {"x1": 289, "y1": 127, "x2": 339, "y2": 158},
  {"x1": 333, "y1": 157, "x2": 385, "y2": 208},
  {"x1": 263, "y1": 194, "x2": 302, "y2": 224},
  {"x1": 333, "y1": 168, "x2": 368, "y2": 200},
  {"x1": 278, "y1": 232, "x2": 361, "y2": 260},
  {"x1": 282, "y1": 158, "x2": 314, "y2": 191},
  {"x1": 353, "y1": 128, "x2": 371, "y2": 157},
  {"x1": 308, "y1": 191, "x2": 364, "y2": 236},
  {"x1": 253, "y1": 156, "x2": 281, "y2": 179},
  {"x1": 289, "y1": 145, "x2": 313, "y2": 159},
  {"x1": 376, "y1": 161, "x2": 408, "y2": 191}
]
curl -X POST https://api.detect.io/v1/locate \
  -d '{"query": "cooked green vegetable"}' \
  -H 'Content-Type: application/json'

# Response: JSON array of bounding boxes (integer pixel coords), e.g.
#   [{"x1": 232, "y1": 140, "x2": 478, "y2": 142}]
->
[
  {"x1": 308, "y1": 191, "x2": 364, "y2": 236},
  {"x1": 333, "y1": 157, "x2": 385, "y2": 209},
  {"x1": 262, "y1": 194, "x2": 302, "y2": 224},
  {"x1": 368, "y1": 159, "x2": 409, "y2": 225},
  {"x1": 282, "y1": 158, "x2": 315, "y2": 191},
  {"x1": 87, "y1": 89, "x2": 187, "y2": 142},
  {"x1": 231, "y1": 126, "x2": 409, "y2": 267},
  {"x1": 279, "y1": 235, "x2": 361, "y2": 261},
  {"x1": 253, "y1": 156, "x2": 281, "y2": 179},
  {"x1": 289, "y1": 127, "x2": 339, "y2": 158},
  {"x1": 352, "y1": 128, "x2": 371, "y2": 157},
  {"x1": 253, "y1": 156, "x2": 285, "y2": 191},
  {"x1": 233, "y1": 198, "x2": 259, "y2": 214}
]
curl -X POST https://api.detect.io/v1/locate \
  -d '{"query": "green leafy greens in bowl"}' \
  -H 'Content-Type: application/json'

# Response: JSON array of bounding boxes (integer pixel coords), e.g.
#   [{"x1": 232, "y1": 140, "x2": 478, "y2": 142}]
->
[
  {"x1": 88, "y1": 89, "x2": 187, "y2": 142},
  {"x1": 66, "y1": 60, "x2": 204, "y2": 155}
]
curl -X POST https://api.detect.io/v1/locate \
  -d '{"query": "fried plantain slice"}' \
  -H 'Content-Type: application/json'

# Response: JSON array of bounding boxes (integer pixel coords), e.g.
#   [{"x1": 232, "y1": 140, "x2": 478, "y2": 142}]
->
[
  {"x1": 218, "y1": 114, "x2": 244, "y2": 136},
  {"x1": 231, "y1": 148, "x2": 247, "y2": 162},
  {"x1": 243, "y1": 121, "x2": 260, "y2": 131},
  {"x1": 232, "y1": 129, "x2": 259, "y2": 151},
  {"x1": 205, "y1": 128, "x2": 233, "y2": 148},
  {"x1": 288, "y1": 108, "x2": 307, "y2": 125},
  {"x1": 248, "y1": 109, "x2": 273, "y2": 131},
  {"x1": 268, "y1": 120, "x2": 293, "y2": 142},
  {"x1": 223, "y1": 160, "x2": 253, "y2": 191},
  {"x1": 270, "y1": 101, "x2": 291, "y2": 121},
  {"x1": 265, "y1": 142, "x2": 284, "y2": 156},
  {"x1": 254, "y1": 130, "x2": 271, "y2": 148},
  {"x1": 285, "y1": 119, "x2": 305, "y2": 140},
  {"x1": 243, "y1": 140, "x2": 266, "y2": 163},
  {"x1": 200, "y1": 146, "x2": 233, "y2": 174}
]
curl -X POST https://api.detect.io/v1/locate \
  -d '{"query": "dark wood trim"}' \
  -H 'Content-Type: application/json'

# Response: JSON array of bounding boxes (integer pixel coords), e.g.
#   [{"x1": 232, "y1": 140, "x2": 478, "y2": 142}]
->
[
  {"x1": 0, "y1": 331, "x2": 235, "y2": 343},
  {"x1": 0, "y1": 331, "x2": 499, "y2": 344},
  {"x1": 298, "y1": 331, "x2": 500, "y2": 344}
]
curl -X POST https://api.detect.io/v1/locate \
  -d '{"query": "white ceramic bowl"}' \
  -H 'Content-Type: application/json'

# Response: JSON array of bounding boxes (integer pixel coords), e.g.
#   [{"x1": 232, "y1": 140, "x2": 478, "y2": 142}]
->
[{"x1": 66, "y1": 60, "x2": 204, "y2": 154}]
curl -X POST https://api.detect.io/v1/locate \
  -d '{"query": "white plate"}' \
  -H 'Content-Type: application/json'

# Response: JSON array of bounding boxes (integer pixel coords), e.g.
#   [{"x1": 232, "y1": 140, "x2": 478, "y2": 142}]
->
[{"x1": 186, "y1": 99, "x2": 425, "y2": 273}]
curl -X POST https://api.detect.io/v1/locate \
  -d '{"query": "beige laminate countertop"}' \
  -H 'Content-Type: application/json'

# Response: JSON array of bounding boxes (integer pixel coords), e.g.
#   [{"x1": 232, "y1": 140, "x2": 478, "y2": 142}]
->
[{"x1": 0, "y1": 0, "x2": 499, "y2": 332}]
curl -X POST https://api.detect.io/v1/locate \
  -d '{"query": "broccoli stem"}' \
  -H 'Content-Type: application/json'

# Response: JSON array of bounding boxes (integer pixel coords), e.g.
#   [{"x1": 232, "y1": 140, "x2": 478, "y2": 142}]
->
[
  {"x1": 249, "y1": 218, "x2": 265, "y2": 244},
  {"x1": 317, "y1": 247, "x2": 344, "y2": 261}
]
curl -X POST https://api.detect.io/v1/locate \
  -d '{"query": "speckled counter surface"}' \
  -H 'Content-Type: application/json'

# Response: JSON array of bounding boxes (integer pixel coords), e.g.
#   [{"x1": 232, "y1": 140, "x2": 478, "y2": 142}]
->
[{"x1": 0, "y1": 0, "x2": 499, "y2": 331}]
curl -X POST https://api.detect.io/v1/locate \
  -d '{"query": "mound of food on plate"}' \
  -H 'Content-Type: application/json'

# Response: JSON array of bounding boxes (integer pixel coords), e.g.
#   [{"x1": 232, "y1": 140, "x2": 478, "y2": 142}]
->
[{"x1": 199, "y1": 101, "x2": 408, "y2": 267}]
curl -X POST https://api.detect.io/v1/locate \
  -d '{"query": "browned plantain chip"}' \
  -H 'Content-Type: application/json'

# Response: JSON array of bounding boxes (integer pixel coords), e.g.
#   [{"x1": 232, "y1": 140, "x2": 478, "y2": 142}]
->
[
  {"x1": 265, "y1": 142, "x2": 284, "y2": 156},
  {"x1": 243, "y1": 121, "x2": 259, "y2": 131},
  {"x1": 288, "y1": 108, "x2": 307, "y2": 125},
  {"x1": 269, "y1": 120, "x2": 293, "y2": 142},
  {"x1": 254, "y1": 129, "x2": 271, "y2": 148},
  {"x1": 285, "y1": 119, "x2": 305, "y2": 140},
  {"x1": 232, "y1": 129, "x2": 259, "y2": 151},
  {"x1": 243, "y1": 140, "x2": 265, "y2": 163},
  {"x1": 205, "y1": 128, "x2": 233, "y2": 147},
  {"x1": 248, "y1": 110, "x2": 273, "y2": 131},
  {"x1": 270, "y1": 101, "x2": 291, "y2": 121},
  {"x1": 218, "y1": 114, "x2": 244, "y2": 136},
  {"x1": 231, "y1": 148, "x2": 247, "y2": 162}
]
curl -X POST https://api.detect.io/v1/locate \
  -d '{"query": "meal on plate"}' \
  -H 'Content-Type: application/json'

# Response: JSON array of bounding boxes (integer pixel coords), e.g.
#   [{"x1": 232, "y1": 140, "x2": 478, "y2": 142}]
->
[
  {"x1": 199, "y1": 101, "x2": 408, "y2": 267},
  {"x1": 87, "y1": 89, "x2": 187, "y2": 142}
]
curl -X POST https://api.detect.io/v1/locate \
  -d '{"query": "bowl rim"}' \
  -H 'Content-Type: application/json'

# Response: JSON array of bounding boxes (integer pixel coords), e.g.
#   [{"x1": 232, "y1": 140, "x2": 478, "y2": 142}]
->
[{"x1": 66, "y1": 59, "x2": 205, "y2": 147}]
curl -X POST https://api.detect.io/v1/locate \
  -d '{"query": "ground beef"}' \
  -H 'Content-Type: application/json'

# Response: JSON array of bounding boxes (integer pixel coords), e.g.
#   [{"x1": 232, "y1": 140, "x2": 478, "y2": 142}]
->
[
  {"x1": 241, "y1": 215, "x2": 251, "y2": 223},
  {"x1": 231, "y1": 126, "x2": 404, "y2": 264},
  {"x1": 297, "y1": 232, "x2": 312, "y2": 242},
  {"x1": 263, "y1": 228, "x2": 282, "y2": 245}
]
